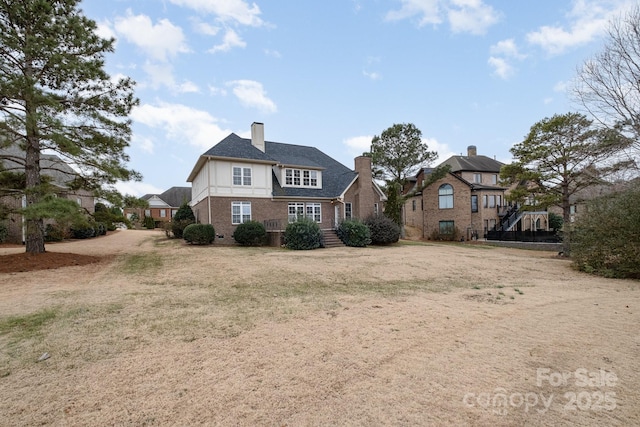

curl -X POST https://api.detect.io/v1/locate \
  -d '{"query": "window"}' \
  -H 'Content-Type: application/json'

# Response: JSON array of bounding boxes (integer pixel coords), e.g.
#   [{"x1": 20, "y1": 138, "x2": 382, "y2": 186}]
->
[
  {"x1": 471, "y1": 195, "x2": 478, "y2": 213},
  {"x1": 345, "y1": 203, "x2": 352, "y2": 220},
  {"x1": 412, "y1": 200, "x2": 417, "y2": 211},
  {"x1": 233, "y1": 167, "x2": 252, "y2": 186},
  {"x1": 439, "y1": 221, "x2": 455, "y2": 235},
  {"x1": 491, "y1": 174, "x2": 498, "y2": 185},
  {"x1": 172, "y1": 209, "x2": 178, "y2": 217},
  {"x1": 489, "y1": 195, "x2": 496, "y2": 208},
  {"x1": 439, "y1": 184, "x2": 454, "y2": 209},
  {"x1": 483, "y1": 195, "x2": 488, "y2": 208},
  {"x1": 288, "y1": 202, "x2": 321, "y2": 223},
  {"x1": 288, "y1": 203, "x2": 305, "y2": 223},
  {"x1": 374, "y1": 203, "x2": 379, "y2": 216},
  {"x1": 497, "y1": 195, "x2": 502, "y2": 207},
  {"x1": 145, "y1": 209, "x2": 151, "y2": 217},
  {"x1": 160, "y1": 209, "x2": 166, "y2": 218},
  {"x1": 284, "y1": 168, "x2": 319, "y2": 188},
  {"x1": 473, "y1": 173, "x2": 482, "y2": 183},
  {"x1": 232, "y1": 202, "x2": 251, "y2": 224},
  {"x1": 306, "y1": 203, "x2": 321, "y2": 222}
]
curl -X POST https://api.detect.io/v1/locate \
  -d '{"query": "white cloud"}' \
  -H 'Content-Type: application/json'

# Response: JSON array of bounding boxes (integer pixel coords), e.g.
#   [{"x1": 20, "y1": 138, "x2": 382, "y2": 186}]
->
[
  {"x1": 132, "y1": 134, "x2": 155, "y2": 154},
  {"x1": 191, "y1": 19, "x2": 220, "y2": 36},
  {"x1": 209, "y1": 29, "x2": 247, "y2": 53},
  {"x1": 95, "y1": 20, "x2": 116, "y2": 41},
  {"x1": 490, "y1": 39, "x2": 526, "y2": 59},
  {"x1": 264, "y1": 49, "x2": 282, "y2": 58},
  {"x1": 114, "y1": 10, "x2": 190, "y2": 61},
  {"x1": 226, "y1": 80, "x2": 277, "y2": 113},
  {"x1": 208, "y1": 85, "x2": 228, "y2": 96},
  {"x1": 168, "y1": 0, "x2": 264, "y2": 27},
  {"x1": 141, "y1": 62, "x2": 199, "y2": 93},
  {"x1": 343, "y1": 135, "x2": 373, "y2": 157},
  {"x1": 385, "y1": 0, "x2": 500, "y2": 34},
  {"x1": 363, "y1": 70, "x2": 382, "y2": 80},
  {"x1": 385, "y1": 0, "x2": 442, "y2": 27},
  {"x1": 526, "y1": 0, "x2": 634, "y2": 55},
  {"x1": 554, "y1": 80, "x2": 569, "y2": 92},
  {"x1": 488, "y1": 56, "x2": 514, "y2": 79},
  {"x1": 131, "y1": 102, "x2": 232, "y2": 151},
  {"x1": 448, "y1": 0, "x2": 501, "y2": 35},
  {"x1": 423, "y1": 137, "x2": 454, "y2": 163}
]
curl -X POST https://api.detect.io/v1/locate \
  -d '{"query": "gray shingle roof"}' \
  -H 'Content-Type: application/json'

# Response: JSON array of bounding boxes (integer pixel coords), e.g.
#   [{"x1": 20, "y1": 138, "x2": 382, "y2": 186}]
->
[
  {"x1": 200, "y1": 133, "x2": 357, "y2": 198},
  {"x1": 0, "y1": 145, "x2": 78, "y2": 187},
  {"x1": 439, "y1": 155, "x2": 504, "y2": 173}
]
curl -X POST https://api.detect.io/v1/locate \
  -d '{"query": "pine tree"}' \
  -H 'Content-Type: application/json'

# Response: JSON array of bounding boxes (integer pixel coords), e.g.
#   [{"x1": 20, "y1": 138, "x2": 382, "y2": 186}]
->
[{"x1": 0, "y1": 0, "x2": 140, "y2": 253}]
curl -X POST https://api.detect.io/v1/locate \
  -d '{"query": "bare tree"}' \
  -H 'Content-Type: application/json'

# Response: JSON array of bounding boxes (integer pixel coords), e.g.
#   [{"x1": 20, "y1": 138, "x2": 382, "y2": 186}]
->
[{"x1": 573, "y1": 5, "x2": 640, "y2": 152}]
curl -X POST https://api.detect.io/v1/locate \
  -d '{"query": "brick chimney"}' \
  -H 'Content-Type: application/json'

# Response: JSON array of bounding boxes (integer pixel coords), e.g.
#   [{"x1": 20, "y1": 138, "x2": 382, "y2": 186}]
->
[
  {"x1": 467, "y1": 145, "x2": 477, "y2": 156},
  {"x1": 251, "y1": 122, "x2": 265, "y2": 152},
  {"x1": 354, "y1": 156, "x2": 376, "y2": 218}
]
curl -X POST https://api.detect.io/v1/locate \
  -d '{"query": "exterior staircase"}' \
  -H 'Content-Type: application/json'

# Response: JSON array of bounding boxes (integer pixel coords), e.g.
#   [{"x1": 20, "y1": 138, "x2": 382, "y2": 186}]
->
[{"x1": 322, "y1": 229, "x2": 345, "y2": 248}]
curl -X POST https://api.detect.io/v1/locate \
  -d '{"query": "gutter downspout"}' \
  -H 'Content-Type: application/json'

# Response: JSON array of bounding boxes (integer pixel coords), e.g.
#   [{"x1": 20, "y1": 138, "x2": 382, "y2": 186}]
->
[{"x1": 207, "y1": 158, "x2": 212, "y2": 225}]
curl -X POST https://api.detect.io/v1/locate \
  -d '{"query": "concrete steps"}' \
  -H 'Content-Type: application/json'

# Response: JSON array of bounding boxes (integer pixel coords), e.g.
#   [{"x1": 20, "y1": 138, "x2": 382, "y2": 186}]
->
[{"x1": 322, "y1": 229, "x2": 345, "y2": 248}]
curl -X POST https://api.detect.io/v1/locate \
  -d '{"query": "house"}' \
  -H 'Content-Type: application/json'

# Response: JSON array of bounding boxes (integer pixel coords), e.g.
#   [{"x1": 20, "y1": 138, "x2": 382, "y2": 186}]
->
[
  {"x1": 186, "y1": 122, "x2": 386, "y2": 244},
  {"x1": 124, "y1": 186, "x2": 191, "y2": 227},
  {"x1": 0, "y1": 145, "x2": 94, "y2": 244},
  {"x1": 403, "y1": 145, "x2": 546, "y2": 240}
]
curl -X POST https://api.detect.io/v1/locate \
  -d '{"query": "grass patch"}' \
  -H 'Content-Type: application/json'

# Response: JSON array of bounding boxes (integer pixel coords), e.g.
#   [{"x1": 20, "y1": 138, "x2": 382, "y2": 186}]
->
[
  {"x1": 120, "y1": 252, "x2": 163, "y2": 274},
  {"x1": 0, "y1": 308, "x2": 58, "y2": 343}
]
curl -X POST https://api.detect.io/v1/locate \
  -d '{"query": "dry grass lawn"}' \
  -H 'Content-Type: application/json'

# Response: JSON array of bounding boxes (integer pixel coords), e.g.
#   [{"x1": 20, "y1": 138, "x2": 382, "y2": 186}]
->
[{"x1": 0, "y1": 230, "x2": 639, "y2": 426}]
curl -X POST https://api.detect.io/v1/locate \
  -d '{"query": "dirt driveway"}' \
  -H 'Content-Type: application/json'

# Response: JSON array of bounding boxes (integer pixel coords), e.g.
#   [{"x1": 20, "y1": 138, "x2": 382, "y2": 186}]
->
[{"x1": 1, "y1": 230, "x2": 638, "y2": 426}]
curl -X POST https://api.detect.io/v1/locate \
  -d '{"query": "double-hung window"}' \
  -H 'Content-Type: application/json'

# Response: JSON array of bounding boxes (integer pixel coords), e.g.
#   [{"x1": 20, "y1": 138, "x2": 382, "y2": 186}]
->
[
  {"x1": 232, "y1": 202, "x2": 251, "y2": 224},
  {"x1": 345, "y1": 203, "x2": 352, "y2": 220},
  {"x1": 439, "y1": 184, "x2": 454, "y2": 209},
  {"x1": 288, "y1": 202, "x2": 321, "y2": 223},
  {"x1": 233, "y1": 167, "x2": 252, "y2": 186}
]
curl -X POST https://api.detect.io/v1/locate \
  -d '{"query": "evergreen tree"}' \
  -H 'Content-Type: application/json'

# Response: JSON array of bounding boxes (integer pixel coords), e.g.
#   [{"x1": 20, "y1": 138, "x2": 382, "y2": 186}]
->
[
  {"x1": 502, "y1": 112, "x2": 631, "y2": 256},
  {"x1": 0, "y1": 0, "x2": 140, "y2": 253}
]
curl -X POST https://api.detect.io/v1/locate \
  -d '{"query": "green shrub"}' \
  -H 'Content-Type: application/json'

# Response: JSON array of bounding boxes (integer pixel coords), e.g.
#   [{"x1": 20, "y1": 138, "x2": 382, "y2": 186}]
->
[
  {"x1": 173, "y1": 202, "x2": 195, "y2": 222},
  {"x1": 0, "y1": 222, "x2": 8, "y2": 243},
  {"x1": 171, "y1": 219, "x2": 194, "y2": 239},
  {"x1": 233, "y1": 220, "x2": 267, "y2": 246},
  {"x1": 96, "y1": 222, "x2": 107, "y2": 236},
  {"x1": 183, "y1": 223, "x2": 216, "y2": 245},
  {"x1": 337, "y1": 219, "x2": 371, "y2": 247},
  {"x1": 284, "y1": 217, "x2": 322, "y2": 250},
  {"x1": 427, "y1": 227, "x2": 462, "y2": 241},
  {"x1": 70, "y1": 223, "x2": 95, "y2": 239},
  {"x1": 143, "y1": 216, "x2": 155, "y2": 229},
  {"x1": 44, "y1": 223, "x2": 65, "y2": 242},
  {"x1": 572, "y1": 187, "x2": 640, "y2": 279},
  {"x1": 365, "y1": 215, "x2": 400, "y2": 245}
]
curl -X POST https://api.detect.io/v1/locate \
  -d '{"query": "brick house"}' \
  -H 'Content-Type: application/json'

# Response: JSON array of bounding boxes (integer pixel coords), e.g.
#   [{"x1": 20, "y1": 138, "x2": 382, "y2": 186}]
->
[
  {"x1": 124, "y1": 186, "x2": 191, "y2": 227},
  {"x1": 0, "y1": 145, "x2": 94, "y2": 244},
  {"x1": 187, "y1": 122, "x2": 386, "y2": 244},
  {"x1": 404, "y1": 145, "x2": 515, "y2": 240}
]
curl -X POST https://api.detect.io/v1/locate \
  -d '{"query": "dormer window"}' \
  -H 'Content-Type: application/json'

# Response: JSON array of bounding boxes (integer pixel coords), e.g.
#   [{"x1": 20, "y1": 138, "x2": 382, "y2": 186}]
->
[{"x1": 284, "y1": 168, "x2": 320, "y2": 188}]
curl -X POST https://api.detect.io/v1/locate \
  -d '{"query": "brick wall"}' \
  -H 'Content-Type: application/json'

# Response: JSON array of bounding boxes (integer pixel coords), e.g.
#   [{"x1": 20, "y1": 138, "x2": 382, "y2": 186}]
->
[
  {"x1": 198, "y1": 196, "x2": 336, "y2": 244},
  {"x1": 422, "y1": 176, "x2": 472, "y2": 239}
]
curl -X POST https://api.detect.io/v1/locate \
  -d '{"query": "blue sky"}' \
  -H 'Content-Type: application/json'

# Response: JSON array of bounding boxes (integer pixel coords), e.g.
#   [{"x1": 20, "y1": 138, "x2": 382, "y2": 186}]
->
[{"x1": 81, "y1": 0, "x2": 636, "y2": 197}]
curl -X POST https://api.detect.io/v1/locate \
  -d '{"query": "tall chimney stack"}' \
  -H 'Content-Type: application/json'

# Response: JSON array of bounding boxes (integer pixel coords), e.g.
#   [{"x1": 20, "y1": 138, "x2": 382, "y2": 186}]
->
[
  {"x1": 467, "y1": 145, "x2": 477, "y2": 157},
  {"x1": 251, "y1": 122, "x2": 265, "y2": 152}
]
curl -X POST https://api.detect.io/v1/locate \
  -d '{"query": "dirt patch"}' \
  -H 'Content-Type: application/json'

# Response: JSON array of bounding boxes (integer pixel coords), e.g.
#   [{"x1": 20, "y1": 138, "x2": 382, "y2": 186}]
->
[
  {"x1": 0, "y1": 230, "x2": 638, "y2": 426},
  {"x1": 0, "y1": 252, "x2": 104, "y2": 273}
]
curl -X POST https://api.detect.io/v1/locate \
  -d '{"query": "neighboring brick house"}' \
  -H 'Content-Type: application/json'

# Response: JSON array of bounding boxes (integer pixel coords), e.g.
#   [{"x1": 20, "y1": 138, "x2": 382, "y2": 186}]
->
[
  {"x1": 124, "y1": 186, "x2": 191, "y2": 227},
  {"x1": 404, "y1": 145, "x2": 514, "y2": 240},
  {"x1": 0, "y1": 145, "x2": 94, "y2": 244},
  {"x1": 187, "y1": 122, "x2": 386, "y2": 244}
]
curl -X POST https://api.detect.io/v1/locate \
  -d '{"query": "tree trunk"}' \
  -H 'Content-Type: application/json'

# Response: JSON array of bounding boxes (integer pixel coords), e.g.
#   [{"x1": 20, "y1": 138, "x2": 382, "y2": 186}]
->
[
  {"x1": 24, "y1": 68, "x2": 46, "y2": 254},
  {"x1": 561, "y1": 184, "x2": 571, "y2": 257}
]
